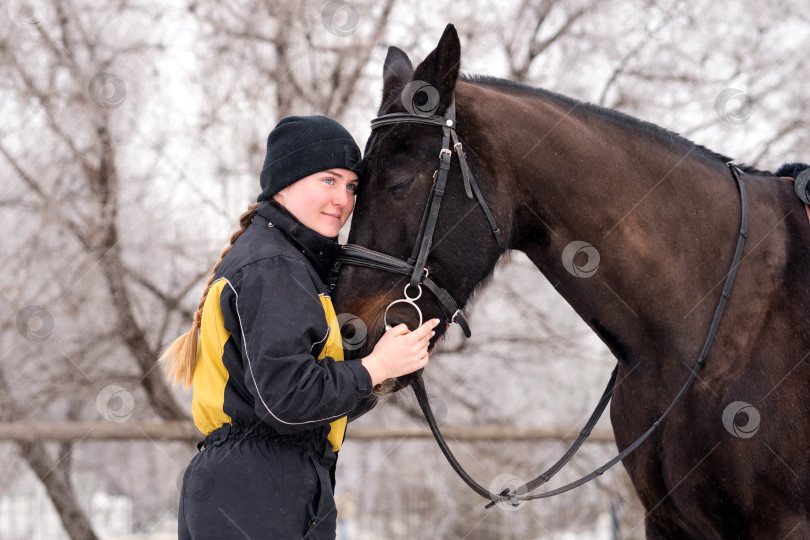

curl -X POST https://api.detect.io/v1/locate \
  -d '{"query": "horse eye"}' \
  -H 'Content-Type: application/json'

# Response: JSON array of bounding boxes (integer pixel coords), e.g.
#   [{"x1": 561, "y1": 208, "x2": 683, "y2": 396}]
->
[{"x1": 389, "y1": 177, "x2": 415, "y2": 195}]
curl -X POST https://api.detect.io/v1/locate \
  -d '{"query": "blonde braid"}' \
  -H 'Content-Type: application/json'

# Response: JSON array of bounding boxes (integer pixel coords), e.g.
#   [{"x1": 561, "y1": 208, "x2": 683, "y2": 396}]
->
[{"x1": 159, "y1": 202, "x2": 262, "y2": 388}]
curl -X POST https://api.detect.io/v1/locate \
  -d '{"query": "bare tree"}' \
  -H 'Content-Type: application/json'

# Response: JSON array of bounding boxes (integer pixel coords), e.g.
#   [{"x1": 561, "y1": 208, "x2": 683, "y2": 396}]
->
[{"x1": 0, "y1": 1, "x2": 204, "y2": 537}]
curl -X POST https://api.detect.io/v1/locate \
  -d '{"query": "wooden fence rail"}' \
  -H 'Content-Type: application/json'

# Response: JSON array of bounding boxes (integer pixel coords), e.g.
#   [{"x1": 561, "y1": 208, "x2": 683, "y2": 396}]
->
[{"x1": 0, "y1": 422, "x2": 615, "y2": 443}]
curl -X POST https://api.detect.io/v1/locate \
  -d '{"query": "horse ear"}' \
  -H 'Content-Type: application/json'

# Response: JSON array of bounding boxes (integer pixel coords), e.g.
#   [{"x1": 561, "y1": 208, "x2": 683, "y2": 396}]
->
[
  {"x1": 410, "y1": 24, "x2": 461, "y2": 115},
  {"x1": 381, "y1": 46, "x2": 414, "y2": 106}
]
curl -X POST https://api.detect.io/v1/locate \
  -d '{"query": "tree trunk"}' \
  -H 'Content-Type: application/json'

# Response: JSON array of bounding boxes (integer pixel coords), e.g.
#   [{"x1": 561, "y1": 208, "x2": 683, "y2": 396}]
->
[
  {"x1": 0, "y1": 372, "x2": 98, "y2": 540},
  {"x1": 18, "y1": 441, "x2": 100, "y2": 540}
]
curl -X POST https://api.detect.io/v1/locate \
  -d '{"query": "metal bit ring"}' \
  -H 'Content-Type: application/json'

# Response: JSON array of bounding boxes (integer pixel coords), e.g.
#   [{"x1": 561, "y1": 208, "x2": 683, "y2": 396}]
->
[{"x1": 384, "y1": 284, "x2": 424, "y2": 331}]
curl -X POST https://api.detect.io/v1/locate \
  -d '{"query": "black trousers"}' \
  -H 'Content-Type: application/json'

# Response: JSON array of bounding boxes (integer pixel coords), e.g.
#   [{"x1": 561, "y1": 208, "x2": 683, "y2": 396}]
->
[{"x1": 178, "y1": 424, "x2": 338, "y2": 540}]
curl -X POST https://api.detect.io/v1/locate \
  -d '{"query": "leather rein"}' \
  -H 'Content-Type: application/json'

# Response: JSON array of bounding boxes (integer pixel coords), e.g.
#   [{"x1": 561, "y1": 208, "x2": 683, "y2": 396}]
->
[{"x1": 337, "y1": 96, "x2": 750, "y2": 509}]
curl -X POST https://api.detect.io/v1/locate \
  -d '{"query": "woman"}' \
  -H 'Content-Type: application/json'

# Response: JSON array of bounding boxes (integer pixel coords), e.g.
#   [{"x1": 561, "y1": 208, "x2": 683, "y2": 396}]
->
[{"x1": 161, "y1": 115, "x2": 439, "y2": 539}]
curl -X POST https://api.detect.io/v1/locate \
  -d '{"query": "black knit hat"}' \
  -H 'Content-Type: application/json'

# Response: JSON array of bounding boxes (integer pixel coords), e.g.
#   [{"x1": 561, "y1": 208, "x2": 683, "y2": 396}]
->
[{"x1": 257, "y1": 115, "x2": 362, "y2": 202}]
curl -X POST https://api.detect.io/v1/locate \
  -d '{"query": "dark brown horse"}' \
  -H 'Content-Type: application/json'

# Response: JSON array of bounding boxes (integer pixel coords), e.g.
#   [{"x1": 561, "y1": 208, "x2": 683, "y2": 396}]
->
[{"x1": 334, "y1": 24, "x2": 810, "y2": 538}]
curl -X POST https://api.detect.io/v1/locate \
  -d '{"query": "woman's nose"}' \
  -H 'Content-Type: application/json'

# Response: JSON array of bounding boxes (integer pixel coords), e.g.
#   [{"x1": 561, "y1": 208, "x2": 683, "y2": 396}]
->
[{"x1": 333, "y1": 186, "x2": 350, "y2": 206}]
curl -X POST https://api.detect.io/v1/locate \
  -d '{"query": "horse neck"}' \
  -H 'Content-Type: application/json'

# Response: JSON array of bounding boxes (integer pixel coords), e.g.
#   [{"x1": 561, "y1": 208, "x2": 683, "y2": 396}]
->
[{"x1": 456, "y1": 81, "x2": 746, "y2": 365}]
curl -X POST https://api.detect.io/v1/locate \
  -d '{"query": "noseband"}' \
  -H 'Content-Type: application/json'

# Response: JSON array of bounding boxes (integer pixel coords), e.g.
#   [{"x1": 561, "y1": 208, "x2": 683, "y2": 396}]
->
[{"x1": 337, "y1": 98, "x2": 504, "y2": 337}]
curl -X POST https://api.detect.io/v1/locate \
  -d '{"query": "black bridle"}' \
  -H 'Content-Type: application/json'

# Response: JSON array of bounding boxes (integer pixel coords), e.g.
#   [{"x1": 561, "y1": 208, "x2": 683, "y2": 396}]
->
[
  {"x1": 337, "y1": 99, "x2": 504, "y2": 339},
  {"x1": 337, "y1": 97, "x2": 749, "y2": 509}
]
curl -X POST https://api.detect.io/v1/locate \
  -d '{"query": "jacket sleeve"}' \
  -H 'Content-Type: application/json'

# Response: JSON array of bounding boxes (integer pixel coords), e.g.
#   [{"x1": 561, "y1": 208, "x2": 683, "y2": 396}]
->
[
  {"x1": 230, "y1": 255, "x2": 373, "y2": 433},
  {"x1": 347, "y1": 394, "x2": 378, "y2": 423}
]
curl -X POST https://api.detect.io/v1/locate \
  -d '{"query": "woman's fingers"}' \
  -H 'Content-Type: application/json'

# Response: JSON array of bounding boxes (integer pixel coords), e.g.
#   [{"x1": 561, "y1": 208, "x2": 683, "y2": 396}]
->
[
  {"x1": 392, "y1": 319, "x2": 440, "y2": 337},
  {"x1": 365, "y1": 319, "x2": 442, "y2": 383},
  {"x1": 416, "y1": 319, "x2": 439, "y2": 349},
  {"x1": 412, "y1": 319, "x2": 440, "y2": 340},
  {"x1": 392, "y1": 323, "x2": 411, "y2": 335},
  {"x1": 424, "y1": 318, "x2": 441, "y2": 332}
]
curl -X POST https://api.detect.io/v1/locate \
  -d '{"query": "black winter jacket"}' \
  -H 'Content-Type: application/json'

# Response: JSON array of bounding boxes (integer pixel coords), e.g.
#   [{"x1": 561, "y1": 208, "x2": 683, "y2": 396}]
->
[{"x1": 190, "y1": 200, "x2": 374, "y2": 451}]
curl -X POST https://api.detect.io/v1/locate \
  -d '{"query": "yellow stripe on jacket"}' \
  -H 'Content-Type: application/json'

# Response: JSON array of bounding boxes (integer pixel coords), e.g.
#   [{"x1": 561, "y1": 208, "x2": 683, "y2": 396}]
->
[
  {"x1": 320, "y1": 294, "x2": 347, "y2": 452},
  {"x1": 191, "y1": 280, "x2": 348, "y2": 452},
  {"x1": 192, "y1": 278, "x2": 233, "y2": 434}
]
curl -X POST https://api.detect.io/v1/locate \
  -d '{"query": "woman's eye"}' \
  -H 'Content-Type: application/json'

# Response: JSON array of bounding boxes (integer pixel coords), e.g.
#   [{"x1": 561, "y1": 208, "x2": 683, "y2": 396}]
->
[
  {"x1": 347, "y1": 184, "x2": 358, "y2": 192},
  {"x1": 322, "y1": 177, "x2": 335, "y2": 185}
]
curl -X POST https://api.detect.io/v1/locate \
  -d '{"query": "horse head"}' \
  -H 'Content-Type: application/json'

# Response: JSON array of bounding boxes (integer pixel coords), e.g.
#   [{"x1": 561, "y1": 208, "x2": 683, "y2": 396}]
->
[{"x1": 334, "y1": 25, "x2": 509, "y2": 393}]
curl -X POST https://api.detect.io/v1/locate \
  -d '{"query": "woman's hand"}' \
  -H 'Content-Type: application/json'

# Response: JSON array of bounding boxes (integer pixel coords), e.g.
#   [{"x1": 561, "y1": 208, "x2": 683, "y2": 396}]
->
[{"x1": 361, "y1": 319, "x2": 441, "y2": 386}]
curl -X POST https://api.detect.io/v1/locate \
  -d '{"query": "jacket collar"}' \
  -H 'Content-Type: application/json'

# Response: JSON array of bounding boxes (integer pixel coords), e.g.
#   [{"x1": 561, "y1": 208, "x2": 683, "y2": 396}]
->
[{"x1": 256, "y1": 201, "x2": 341, "y2": 281}]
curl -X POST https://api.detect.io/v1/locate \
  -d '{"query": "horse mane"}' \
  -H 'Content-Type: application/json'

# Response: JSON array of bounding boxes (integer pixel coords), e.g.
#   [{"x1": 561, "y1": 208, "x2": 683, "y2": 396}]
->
[{"x1": 459, "y1": 73, "x2": 772, "y2": 176}]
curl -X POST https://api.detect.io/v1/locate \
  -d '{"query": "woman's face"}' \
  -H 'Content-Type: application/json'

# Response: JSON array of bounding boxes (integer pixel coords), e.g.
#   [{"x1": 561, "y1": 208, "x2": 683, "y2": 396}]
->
[{"x1": 274, "y1": 168, "x2": 359, "y2": 237}]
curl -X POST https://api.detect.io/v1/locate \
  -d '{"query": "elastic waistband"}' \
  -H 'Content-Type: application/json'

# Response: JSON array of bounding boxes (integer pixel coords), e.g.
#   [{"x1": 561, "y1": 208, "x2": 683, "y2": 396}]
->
[{"x1": 198, "y1": 423, "x2": 331, "y2": 457}]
